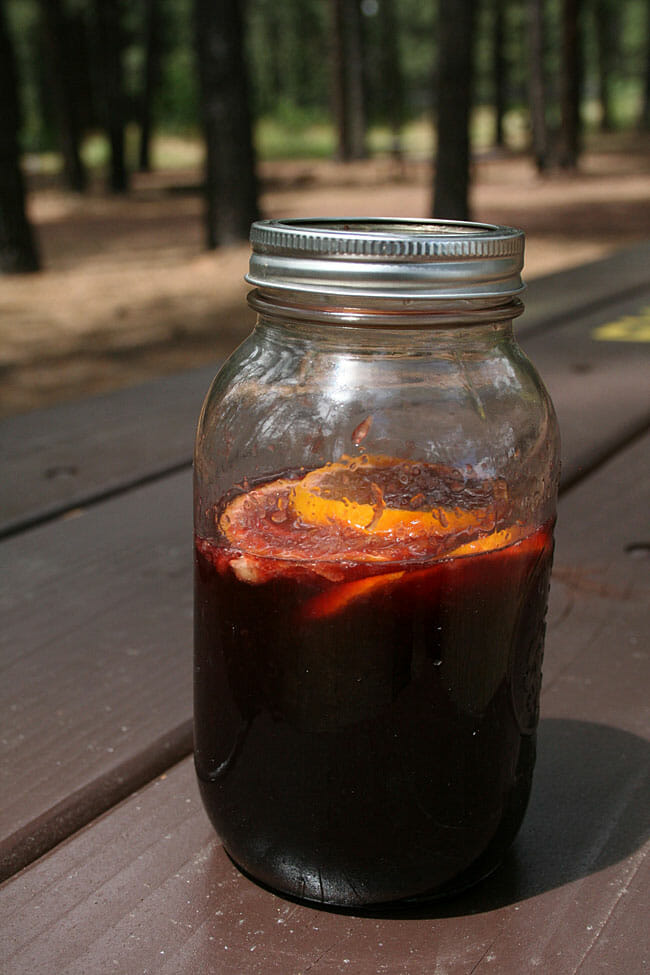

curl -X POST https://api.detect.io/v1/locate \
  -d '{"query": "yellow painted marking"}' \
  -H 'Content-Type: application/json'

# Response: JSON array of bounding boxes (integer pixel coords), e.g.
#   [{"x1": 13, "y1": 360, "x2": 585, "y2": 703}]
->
[{"x1": 592, "y1": 306, "x2": 650, "y2": 343}]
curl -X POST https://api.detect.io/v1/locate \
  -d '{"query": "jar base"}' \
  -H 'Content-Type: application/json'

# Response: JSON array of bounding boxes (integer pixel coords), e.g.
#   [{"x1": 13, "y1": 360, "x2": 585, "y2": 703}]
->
[{"x1": 221, "y1": 840, "x2": 511, "y2": 912}]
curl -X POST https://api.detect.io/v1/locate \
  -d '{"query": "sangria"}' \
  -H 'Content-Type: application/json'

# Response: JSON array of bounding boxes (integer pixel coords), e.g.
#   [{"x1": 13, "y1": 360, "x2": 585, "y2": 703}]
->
[{"x1": 194, "y1": 455, "x2": 553, "y2": 906}]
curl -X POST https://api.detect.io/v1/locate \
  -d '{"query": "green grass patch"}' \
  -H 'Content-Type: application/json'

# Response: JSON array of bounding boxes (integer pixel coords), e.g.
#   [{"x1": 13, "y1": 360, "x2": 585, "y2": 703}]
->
[
  {"x1": 255, "y1": 117, "x2": 336, "y2": 160},
  {"x1": 21, "y1": 85, "x2": 648, "y2": 182}
]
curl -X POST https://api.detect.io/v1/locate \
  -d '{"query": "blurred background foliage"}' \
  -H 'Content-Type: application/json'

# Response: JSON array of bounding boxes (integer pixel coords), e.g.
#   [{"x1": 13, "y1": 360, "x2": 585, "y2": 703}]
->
[
  {"x1": 1, "y1": 0, "x2": 649, "y2": 268},
  {"x1": 8, "y1": 0, "x2": 649, "y2": 160}
]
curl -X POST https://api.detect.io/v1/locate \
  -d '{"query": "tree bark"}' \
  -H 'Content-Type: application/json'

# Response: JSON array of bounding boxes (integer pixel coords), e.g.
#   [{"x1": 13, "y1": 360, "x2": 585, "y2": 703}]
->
[
  {"x1": 39, "y1": 0, "x2": 87, "y2": 192},
  {"x1": 331, "y1": 0, "x2": 367, "y2": 161},
  {"x1": 195, "y1": 0, "x2": 259, "y2": 248},
  {"x1": 432, "y1": 0, "x2": 476, "y2": 221},
  {"x1": 138, "y1": 0, "x2": 161, "y2": 172},
  {"x1": 493, "y1": 0, "x2": 507, "y2": 147},
  {"x1": 0, "y1": 0, "x2": 40, "y2": 273},
  {"x1": 93, "y1": 0, "x2": 129, "y2": 193},
  {"x1": 558, "y1": 0, "x2": 583, "y2": 169},
  {"x1": 378, "y1": 0, "x2": 404, "y2": 152},
  {"x1": 527, "y1": 0, "x2": 550, "y2": 172}
]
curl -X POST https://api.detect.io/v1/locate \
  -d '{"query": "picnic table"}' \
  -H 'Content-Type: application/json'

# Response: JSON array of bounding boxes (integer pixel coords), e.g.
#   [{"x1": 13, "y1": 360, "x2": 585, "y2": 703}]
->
[{"x1": 1, "y1": 242, "x2": 649, "y2": 974}]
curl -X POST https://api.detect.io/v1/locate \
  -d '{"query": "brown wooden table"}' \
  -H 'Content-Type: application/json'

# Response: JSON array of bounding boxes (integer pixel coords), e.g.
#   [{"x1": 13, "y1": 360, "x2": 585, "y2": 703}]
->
[{"x1": 1, "y1": 244, "x2": 649, "y2": 973}]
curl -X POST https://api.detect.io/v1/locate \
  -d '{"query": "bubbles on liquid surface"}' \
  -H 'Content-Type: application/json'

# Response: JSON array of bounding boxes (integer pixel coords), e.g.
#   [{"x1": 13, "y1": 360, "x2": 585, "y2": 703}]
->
[{"x1": 216, "y1": 455, "x2": 513, "y2": 566}]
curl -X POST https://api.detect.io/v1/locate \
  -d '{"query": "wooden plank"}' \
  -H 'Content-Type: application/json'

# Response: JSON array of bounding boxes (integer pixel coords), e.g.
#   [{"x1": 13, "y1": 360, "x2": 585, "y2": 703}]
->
[
  {"x1": 519, "y1": 238, "x2": 650, "y2": 337},
  {"x1": 521, "y1": 288, "x2": 650, "y2": 488},
  {"x1": 571, "y1": 852, "x2": 650, "y2": 972},
  {"x1": 0, "y1": 469, "x2": 193, "y2": 882},
  {"x1": 0, "y1": 364, "x2": 217, "y2": 538},
  {"x1": 2, "y1": 433, "x2": 647, "y2": 974},
  {"x1": 2, "y1": 243, "x2": 648, "y2": 537}
]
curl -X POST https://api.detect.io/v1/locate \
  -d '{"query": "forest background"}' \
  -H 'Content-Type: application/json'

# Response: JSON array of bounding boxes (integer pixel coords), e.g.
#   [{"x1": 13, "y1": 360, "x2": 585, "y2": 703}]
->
[{"x1": 1, "y1": 0, "x2": 649, "y2": 417}]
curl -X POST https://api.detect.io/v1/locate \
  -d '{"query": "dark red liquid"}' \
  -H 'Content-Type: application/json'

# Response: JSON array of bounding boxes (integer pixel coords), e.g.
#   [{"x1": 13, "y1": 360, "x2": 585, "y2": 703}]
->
[{"x1": 194, "y1": 512, "x2": 553, "y2": 907}]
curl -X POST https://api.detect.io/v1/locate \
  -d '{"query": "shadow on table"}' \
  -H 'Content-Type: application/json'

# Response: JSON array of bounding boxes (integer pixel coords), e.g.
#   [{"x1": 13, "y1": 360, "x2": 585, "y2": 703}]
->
[{"x1": 351, "y1": 717, "x2": 650, "y2": 920}]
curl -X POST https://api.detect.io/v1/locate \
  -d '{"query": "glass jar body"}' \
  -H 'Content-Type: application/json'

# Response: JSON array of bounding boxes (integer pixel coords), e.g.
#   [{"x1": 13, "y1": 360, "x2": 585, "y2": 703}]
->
[{"x1": 194, "y1": 312, "x2": 560, "y2": 907}]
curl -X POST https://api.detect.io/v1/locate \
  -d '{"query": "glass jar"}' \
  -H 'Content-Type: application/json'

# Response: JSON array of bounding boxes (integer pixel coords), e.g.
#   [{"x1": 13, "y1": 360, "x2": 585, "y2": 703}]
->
[{"x1": 194, "y1": 219, "x2": 560, "y2": 907}]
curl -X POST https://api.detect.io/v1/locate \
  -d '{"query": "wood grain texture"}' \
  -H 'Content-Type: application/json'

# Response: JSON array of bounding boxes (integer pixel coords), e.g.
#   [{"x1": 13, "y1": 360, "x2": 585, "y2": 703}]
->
[
  {"x1": 2, "y1": 243, "x2": 648, "y2": 537},
  {"x1": 0, "y1": 469, "x2": 194, "y2": 880},
  {"x1": 521, "y1": 288, "x2": 650, "y2": 489},
  {"x1": 0, "y1": 364, "x2": 217, "y2": 538},
  {"x1": 2, "y1": 434, "x2": 648, "y2": 974},
  {"x1": 519, "y1": 239, "x2": 650, "y2": 337}
]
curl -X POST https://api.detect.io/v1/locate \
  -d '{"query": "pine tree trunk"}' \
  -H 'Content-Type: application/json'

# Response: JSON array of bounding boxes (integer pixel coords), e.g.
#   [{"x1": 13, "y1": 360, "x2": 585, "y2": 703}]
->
[
  {"x1": 331, "y1": 0, "x2": 367, "y2": 161},
  {"x1": 39, "y1": 0, "x2": 87, "y2": 192},
  {"x1": 93, "y1": 0, "x2": 129, "y2": 193},
  {"x1": 432, "y1": 0, "x2": 476, "y2": 221},
  {"x1": 527, "y1": 0, "x2": 550, "y2": 172},
  {"x1": 0, "y1": 0, "x2": 40, "y2": 273},
  {"x1": 558, "y1": 0, "x2": 583, "y2": 169},
  {"x1": 195, "y1": 0, "x2": 259, "y2": 248},
  {"x1": 138, "y1": 0, "x2": 161, "y2": 172},
  {"x1": 378, "y1": 0, "x2": 404, "y2": 151},
  {"x1": 493, "y1": 0, "x2": 507, "y2": 147}
]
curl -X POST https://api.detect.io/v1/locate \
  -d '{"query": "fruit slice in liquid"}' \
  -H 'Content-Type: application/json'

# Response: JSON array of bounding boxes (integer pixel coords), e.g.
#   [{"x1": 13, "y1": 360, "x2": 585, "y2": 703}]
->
[{"x1": 195, "y1": 456, "x2": 553, "y2": 906}]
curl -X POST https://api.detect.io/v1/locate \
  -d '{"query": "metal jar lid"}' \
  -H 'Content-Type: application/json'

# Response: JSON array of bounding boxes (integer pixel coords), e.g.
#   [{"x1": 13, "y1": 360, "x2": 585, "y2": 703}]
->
[{"x1": 246, "y1": 218, "x2": 525, "y2": 301}]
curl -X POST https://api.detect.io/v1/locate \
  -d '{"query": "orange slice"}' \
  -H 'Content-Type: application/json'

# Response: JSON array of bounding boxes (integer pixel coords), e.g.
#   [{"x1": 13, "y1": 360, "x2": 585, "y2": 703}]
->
[
  {"x1": 218, "y1": 455, "x2": 508, "y2": 566},
  {"x1": 304, "y1": 570, "x2": 407, "y2": 619},
  {"x1": 302, "y1": 526, "x2": 527, "y2": 619},
  {"x1": 290, "y1": 455, "x2": 495, "y2": 541},
  {"x1": 449, "y1": 526, "x2": 524, "y2": 558}
]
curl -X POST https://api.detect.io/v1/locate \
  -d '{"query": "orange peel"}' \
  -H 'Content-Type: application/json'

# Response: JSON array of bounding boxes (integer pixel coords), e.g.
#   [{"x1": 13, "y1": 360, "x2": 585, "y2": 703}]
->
[
  {"x1": 291, "y1": 480, "x2": 483, "y2": 537},
  {"x1": 448, "y1": 526, "x2": 524, "y2": 558},
  {"x1": 290, "y1": 455, "x2": 494, "y2": 540},
  {"x1": 305, "y1": 570, "x2": 407, "y2": 620},
  {"x1": 215, "y1": 455, "x2": 538, "y2": 620},
  {"x1": 218, "y1": 455, "x2": 508, "y2": 565},
  {"x1": 302, "y1": 526, "x2": 528, "y2": 619}
]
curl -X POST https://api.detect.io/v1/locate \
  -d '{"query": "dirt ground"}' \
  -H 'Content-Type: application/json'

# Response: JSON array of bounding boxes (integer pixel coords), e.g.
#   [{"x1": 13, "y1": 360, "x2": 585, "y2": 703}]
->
[{"x1": 2, "y1": 136, "x2": 649, "y2": 418}]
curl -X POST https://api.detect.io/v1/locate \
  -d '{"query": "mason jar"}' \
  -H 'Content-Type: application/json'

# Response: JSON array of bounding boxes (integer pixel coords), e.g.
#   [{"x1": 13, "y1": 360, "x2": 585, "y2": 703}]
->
[{"x1": 194, "y1": 218, "x2": 560, "y2": 907}]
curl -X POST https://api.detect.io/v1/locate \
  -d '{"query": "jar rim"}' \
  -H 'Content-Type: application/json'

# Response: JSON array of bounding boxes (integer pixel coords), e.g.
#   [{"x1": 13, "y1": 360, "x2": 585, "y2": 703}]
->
[
  {"x1": 247, "y1": 288, "x2": 525, "y2": 328},
  {"x1": 246, "y1": 218, "x2": 525, "y2": 301}
]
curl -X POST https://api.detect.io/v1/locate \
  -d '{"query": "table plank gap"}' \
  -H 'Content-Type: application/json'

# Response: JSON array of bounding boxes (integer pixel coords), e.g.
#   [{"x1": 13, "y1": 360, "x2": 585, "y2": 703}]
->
[
  {"x1": 0, "y1": 720, "x2": 191, "y2": 884},
  {"x1": 0, "y1": 456, "x2": 192, "y2": 543}
]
